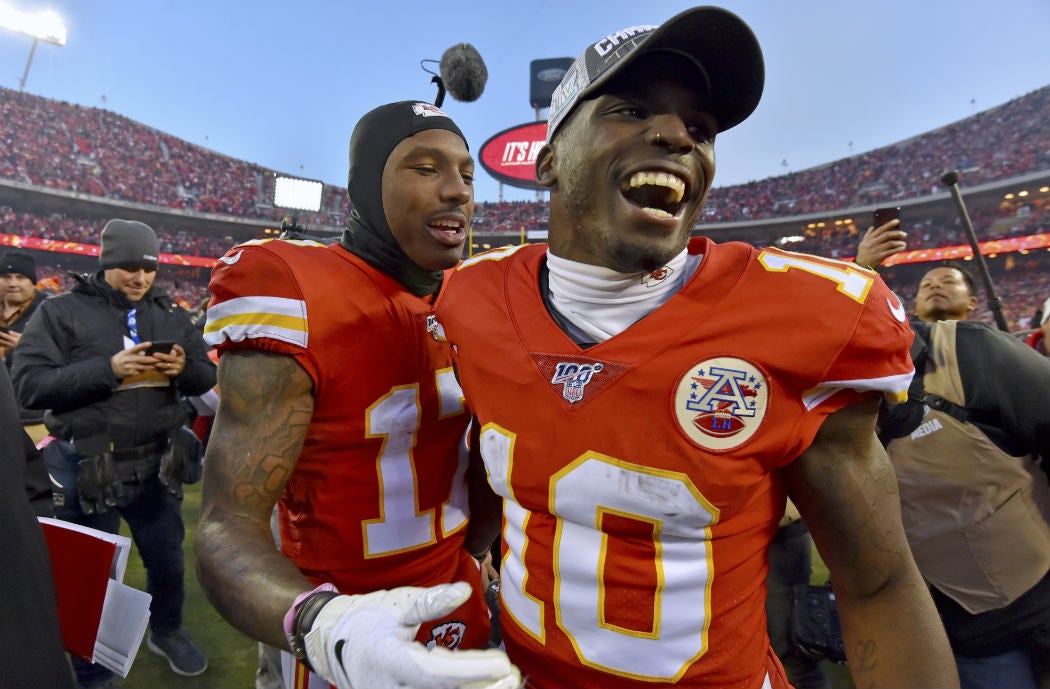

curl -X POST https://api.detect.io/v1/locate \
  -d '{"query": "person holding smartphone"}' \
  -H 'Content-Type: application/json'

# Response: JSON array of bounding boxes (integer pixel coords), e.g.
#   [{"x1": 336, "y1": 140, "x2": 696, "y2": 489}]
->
[
  {"x1": 1, "y1": 250, "x2": 51, "y2": 444},
  {"x1": 11, "y1": 218, "x2": 216, "y2": 687},
  {"x1": 855, "y1": 207, "x2": 906, "y2": 271}
]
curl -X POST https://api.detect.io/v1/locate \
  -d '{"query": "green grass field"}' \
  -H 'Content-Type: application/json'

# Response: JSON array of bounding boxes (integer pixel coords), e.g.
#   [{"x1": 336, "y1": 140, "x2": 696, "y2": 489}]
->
[
  {"x1": 812, "y1": 549, "x2": 855, "y2": 689},
  {"x1": 118, "y1": 482, "x2": 258, "y2": 688},
  {"x1": 111, "y1": 485, "x2": 854, "y2": 689}
]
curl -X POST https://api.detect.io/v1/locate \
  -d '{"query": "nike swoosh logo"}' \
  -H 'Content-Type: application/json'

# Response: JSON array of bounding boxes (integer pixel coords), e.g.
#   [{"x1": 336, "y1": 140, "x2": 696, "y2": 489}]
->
[
  {"x1": 219, "y1": 250, "x2": 243, "y2": 265},
  {"x1": 887, "y1": 294, "x2": 907, "y2": 322}
]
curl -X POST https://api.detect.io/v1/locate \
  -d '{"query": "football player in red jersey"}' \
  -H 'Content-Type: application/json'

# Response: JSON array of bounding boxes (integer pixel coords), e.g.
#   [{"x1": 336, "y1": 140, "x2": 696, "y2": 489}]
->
[
  {"x1": 435, "y1": 7, "x2": 958, "y2": 689},
  {"x1": 196, "y1": 101, "x2": 519, "y2": 689}
]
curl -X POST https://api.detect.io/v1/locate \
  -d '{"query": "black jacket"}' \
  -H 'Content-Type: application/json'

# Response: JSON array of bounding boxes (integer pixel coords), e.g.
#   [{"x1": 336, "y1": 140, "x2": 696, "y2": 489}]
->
[
  {"x1": 11, "y1": 272, "x2": 215, "y2": 450},
  {"x1": 3, "y1": 288, "x2": 49, "y2": 424},
  {"x1": 930, "y1": 320, "x2": 1050, "y2": 461},
  {"x1": 881, "y1": 319, "x2": 1050, "y2": 461},
  {"x1": 0, "y1": 365, "x2": 75, "y2": 688}
]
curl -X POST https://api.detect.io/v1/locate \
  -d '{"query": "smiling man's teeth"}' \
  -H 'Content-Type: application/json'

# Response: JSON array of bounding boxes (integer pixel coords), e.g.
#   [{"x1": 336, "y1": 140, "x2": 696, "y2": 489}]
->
[
  {"x1": 642, "y1": 207, "x2": 673, "y2": 218},
  {"x1": 431, "y1": 220, "x2": 463, "y2": 233},
  {"x1": 629, "y1": 171, "x2": 685, "y2": 204}
]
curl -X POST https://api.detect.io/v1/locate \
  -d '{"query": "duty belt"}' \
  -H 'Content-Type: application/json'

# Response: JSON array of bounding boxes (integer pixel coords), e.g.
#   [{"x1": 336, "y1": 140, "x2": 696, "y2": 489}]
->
[{"x1": 111, "y1": 438, "x2": 167, "y2": 483}]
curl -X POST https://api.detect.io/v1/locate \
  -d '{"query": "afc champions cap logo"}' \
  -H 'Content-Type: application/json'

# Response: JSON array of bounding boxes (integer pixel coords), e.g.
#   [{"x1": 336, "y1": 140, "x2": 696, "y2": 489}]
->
[{"x1": 674, "y1": 357, "x2": 769, "y2": 451}]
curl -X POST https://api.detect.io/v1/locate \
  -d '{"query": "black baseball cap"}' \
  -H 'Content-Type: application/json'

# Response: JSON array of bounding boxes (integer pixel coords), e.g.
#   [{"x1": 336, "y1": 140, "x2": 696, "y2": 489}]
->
[{"x1": 546, "y1": 6, "x2": 765, "y2": 142}]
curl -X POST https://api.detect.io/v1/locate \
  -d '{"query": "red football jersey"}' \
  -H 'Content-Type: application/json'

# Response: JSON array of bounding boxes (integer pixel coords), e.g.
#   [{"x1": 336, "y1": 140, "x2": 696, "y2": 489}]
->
[
  {"x1": 435, "y1": 238, "x2": 914, "y2": 689},
  {"x1": 206, "y1": 239, "x2": 489, "y2": 651}
]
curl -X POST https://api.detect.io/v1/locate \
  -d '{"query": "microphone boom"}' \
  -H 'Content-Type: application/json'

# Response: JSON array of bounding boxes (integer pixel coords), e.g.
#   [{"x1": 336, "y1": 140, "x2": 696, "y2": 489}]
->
[
  {"x1": 940, "y1": 169, "x2": 1009, "y2": 331},
  {"x1": 440, "y1": 43, "x2": 488, "y2": 103}
]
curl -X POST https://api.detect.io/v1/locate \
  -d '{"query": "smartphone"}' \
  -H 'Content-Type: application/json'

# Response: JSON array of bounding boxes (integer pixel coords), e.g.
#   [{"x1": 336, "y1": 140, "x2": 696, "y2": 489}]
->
[
  {"x1": 0, "y1": 326, "x2": 9, "y2": 334},
  {"x1": 873, "y1": 206, "x2": 901, "y2": 228},
  {"x1": 148, "y1": 340, "x2": 176, "y2": 355}
]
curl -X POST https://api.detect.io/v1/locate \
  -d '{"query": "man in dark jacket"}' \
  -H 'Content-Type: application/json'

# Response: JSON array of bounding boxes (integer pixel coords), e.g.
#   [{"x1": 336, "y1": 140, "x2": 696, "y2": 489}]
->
[
  {"x1": 0, "y1": 249, "x2": 51, "y2": 441},
  {"x1": 0, "y1": 363, "x2": 75, "y2": 689},
  {"x1": 11, "y1": 219, "x2": 216, "y2": 687}
]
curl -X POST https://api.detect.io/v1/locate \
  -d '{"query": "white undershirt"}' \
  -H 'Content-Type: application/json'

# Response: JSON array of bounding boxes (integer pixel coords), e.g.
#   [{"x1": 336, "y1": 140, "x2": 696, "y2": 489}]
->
[{"x1": 547, "y1": 248, "x2": 703, "y2": 343}]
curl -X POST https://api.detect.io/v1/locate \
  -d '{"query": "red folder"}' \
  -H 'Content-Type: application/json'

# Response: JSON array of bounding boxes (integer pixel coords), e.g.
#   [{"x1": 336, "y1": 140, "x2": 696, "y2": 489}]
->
[{"x1": 39, "y1": 519, "x2": 118, "y2": 659}]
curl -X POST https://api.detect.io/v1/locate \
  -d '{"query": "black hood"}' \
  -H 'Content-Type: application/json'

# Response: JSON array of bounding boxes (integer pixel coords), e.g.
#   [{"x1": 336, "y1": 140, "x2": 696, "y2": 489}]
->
[{"x1": 340, "y1": 100, "x2": 467, "y2": 297}]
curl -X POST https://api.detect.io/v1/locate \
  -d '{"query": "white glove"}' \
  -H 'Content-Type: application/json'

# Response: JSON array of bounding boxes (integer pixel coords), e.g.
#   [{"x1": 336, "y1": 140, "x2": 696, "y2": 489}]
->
[{"x1": 303, "y1": 582, "x2": 522, "y2": 689}]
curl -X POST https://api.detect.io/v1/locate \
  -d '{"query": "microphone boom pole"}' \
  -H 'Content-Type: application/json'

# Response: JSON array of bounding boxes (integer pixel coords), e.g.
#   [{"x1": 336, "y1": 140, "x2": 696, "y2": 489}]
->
[
  {"x1": 431, "y1": 75, "x2": 446, "y2": 108},
  {"x1": 940, "y1": 169, "x2": 1009, "y2": 331}
]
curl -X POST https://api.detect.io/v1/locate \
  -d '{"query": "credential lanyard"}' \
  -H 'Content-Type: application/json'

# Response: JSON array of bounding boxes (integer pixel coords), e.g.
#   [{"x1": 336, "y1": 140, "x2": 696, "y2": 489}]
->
[{"x1": 127, "y1": 308, "x2": 140, "y2": 344}]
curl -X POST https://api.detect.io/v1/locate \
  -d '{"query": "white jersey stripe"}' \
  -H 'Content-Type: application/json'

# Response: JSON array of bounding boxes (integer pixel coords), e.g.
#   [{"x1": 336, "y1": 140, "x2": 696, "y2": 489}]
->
[
  {"x1": 802, "y1": 369, "x2": 914, "y2": 410},
  {"x1": 203, "y1": 295, "x2": 308, "y2": 348}
]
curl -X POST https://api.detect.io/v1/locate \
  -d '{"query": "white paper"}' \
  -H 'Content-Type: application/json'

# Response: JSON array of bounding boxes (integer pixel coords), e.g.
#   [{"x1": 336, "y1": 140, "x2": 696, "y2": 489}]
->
[{"x1": 93, "y1": 579, "x2": 152, "y2": 676}]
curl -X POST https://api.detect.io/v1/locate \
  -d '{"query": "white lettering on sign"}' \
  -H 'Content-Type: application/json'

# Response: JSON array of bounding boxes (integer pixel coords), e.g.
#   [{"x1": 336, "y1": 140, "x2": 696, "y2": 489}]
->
[{"x1": 500, "y1": 140, "x2": 545, "y2": 167}]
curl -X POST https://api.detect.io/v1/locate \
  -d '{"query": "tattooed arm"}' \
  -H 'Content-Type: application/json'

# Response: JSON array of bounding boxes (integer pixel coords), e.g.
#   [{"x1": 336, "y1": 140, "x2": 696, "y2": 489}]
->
[
  {"x1": 784, "y1": 398, "x2": 959, "y2": 689},
  {"x1": 195, "y1": 350, "x2": 315, "y2": 648}
]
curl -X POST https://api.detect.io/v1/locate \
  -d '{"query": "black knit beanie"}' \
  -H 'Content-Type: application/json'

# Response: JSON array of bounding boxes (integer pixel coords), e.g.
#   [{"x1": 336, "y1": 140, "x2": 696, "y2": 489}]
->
[
  {"x1": 100, "y1": 219, "x2": 160, "y2": 269},
  {"x1": 0, "y1": 250, "x2": 37, "y2": 282}
]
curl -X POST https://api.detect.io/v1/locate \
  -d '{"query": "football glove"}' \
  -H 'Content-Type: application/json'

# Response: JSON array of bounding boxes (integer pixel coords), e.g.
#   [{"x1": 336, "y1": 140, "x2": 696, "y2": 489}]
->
[{"x1": 302, "y1": 582, "x2": 521, "y2": 689}]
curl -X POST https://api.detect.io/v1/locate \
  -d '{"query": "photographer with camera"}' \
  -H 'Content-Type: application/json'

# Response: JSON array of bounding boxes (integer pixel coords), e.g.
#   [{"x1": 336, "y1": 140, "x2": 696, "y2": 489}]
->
[{"x1": 11, "y1": 218, "x2": 216, "y2": 687}]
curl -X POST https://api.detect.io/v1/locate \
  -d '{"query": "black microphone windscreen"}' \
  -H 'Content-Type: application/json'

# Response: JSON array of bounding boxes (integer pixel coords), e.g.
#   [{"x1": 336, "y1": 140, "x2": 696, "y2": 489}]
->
[
  {"x1": 940, "y1": 170, "x2": 960, "y2": 186},
  {"x1": 440, "y1": 43, "x2": 487, "y2": 103}
]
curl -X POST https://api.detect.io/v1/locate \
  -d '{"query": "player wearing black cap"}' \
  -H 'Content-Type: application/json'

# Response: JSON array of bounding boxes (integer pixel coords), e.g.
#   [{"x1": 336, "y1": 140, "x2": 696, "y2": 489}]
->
[{"x1": 435, "y1": 6, "x2": 958, "y2": 688}]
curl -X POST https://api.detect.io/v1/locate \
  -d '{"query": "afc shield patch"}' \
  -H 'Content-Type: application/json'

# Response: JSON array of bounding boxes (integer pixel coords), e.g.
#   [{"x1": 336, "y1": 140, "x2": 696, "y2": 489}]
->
[{"x1": 674, "y1": 357, "x2": 769, "y2": 451}]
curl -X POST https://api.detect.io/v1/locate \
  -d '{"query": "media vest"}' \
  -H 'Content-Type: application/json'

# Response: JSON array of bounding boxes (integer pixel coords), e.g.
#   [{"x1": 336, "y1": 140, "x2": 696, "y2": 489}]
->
[{"x1": 888, "y1": 319, "x2": 1050, "y2": 614}]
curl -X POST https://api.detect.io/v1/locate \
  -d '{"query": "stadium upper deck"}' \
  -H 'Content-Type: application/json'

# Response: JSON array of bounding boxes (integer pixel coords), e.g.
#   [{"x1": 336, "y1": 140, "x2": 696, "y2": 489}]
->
[
  {"x1": 0, "y1": 84, "x2": 1046, "y2": 238},
  {"x1": 0, "y1": 84, "x2": 1048, "y2": 331}
]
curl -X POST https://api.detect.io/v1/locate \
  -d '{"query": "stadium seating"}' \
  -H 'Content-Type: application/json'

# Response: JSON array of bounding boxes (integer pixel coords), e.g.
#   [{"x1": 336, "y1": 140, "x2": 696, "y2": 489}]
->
[{"x1": 1, "y1": 84, "x2": 1048, "y2": 330}]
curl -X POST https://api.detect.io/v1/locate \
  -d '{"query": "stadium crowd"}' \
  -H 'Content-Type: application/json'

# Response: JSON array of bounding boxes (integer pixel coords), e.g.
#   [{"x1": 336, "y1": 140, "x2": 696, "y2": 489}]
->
[
  {"x1": 6, "y1": 212, "x2": 1048, "y2": 335},
  {"x1": 0, "y1": 88, "x2": 349, "y2": 227},
  {"x1": 0, "y1": 208, "x2": 238, "y2": 259},
  {"x1": 2, "y1": 78, "x2": 1050, "y2": 333},
  {"x1": 0, "y1": 25, "x2": 1048, "y2": 689},
  {"x1": 700, "y1": 84, "x2": 1050, "y2": 222},
  {"x1": 2, "y1": 85, "x2": 1048, "y2": 233},
  {"x1": 779, "y1": 203, "x2": 1050, "y2": 261}
]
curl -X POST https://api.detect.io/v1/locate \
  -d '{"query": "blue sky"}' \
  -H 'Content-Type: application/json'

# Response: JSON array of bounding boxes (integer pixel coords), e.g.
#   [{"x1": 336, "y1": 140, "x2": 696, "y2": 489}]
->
[{"x1": 0, "y1": 1, "x2": 1046, "y2": 204}]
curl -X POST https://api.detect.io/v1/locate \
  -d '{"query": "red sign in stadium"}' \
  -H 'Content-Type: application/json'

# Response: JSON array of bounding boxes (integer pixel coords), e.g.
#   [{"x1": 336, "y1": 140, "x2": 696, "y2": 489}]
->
[
  {"x1": 0, "y1": 233, "x2": 217, "y2": 268},
  {"x1": 479, "y1": 121, "x2": 548, "y2": 191}
]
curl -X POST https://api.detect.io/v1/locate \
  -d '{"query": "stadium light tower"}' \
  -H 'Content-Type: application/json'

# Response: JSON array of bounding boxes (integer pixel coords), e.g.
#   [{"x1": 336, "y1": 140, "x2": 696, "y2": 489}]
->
[{"x1": 0, "y1": 3, "x2": 67, "y2": 91}]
